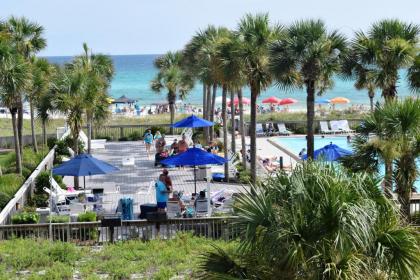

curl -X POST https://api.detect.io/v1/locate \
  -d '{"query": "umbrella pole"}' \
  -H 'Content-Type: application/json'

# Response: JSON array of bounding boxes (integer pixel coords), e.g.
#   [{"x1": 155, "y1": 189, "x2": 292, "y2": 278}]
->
[
  {"x1": 194, "y1": 165, "x2": 197, "y2": 195},
  {"x1": 84, "y1": 176, "x2": 86, "y2": 190}
]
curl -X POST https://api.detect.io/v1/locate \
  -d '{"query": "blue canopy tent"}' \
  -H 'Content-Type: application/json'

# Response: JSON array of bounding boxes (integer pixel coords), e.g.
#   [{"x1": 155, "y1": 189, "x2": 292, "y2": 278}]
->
[
  {"x1": 161, "y1": 147, "x2": 226, "y2": 194},
  {"x1": 302, "y1": 143, "x2": 352, "y2": 161},
  {"x1": 53, "y1": 153, "x2": 120, "y2": 189},
  {"x1": 171, "y1": 114, "x2": 214, "y2": 128}
]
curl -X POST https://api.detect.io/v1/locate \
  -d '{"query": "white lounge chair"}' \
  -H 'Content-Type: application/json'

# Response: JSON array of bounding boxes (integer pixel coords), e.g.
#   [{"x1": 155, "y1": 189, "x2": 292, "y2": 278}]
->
[
  {"x1": 256, "y1": 123, "x2": 265, "y2": 137},
  {"x1": 337, "y1": 120, "x2": 355, "y2": 133},
  {"x1": 277, "y1": 123, "x2": 292, "y2": 135},
  {"x1": 320, "y1": 121, "x2": 333, "y2": 134},
  {"x1": 51, "y1": 178, "x2": 91, "y2": 198},
  {"x1": 43, "y1": 187, "x2": 67, "y2": 205},
  {"x1": 329, "y1": 120, "x2": 342, "y2": 134},
  {"x1": 79, "y1": 131, "x2": 106, "y2": 150}
]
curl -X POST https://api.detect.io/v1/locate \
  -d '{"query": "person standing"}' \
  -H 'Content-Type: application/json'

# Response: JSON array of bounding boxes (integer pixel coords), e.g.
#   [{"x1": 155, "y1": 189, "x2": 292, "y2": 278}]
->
[
  {"x1": 144, "y1": 129, "x2": 154, "y2": 159},
  {"x1": 178, "y1": 134, "x2": 189, "y2": 154},
  {"x1": 156, "y1": 174, "x2": 170, "y2": 212},
  {"x1": 155, "y1": 134, "x2": 166, "y2": 154}
]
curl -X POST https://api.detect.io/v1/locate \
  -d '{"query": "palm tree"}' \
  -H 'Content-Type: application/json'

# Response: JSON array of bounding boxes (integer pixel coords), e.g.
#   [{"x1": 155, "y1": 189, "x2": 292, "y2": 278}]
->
[
  {"x1": 0, "y1": 41, "x2": 31, "y2": 175},
  {"x1": 71, "y1": 43, "x2": 114, "y2": 154},
  {"x1": 0, "y1": 16, "x2": 46, "y2": 153},
  {"x1": 151, "y1": 51, "x2": 193, "y2": 135},
  {"x1": 199, "y1": 162, "x2": 420, "y2": 279},
  {"x1": 237, "y1": 14, "x2": 281, "y2": 183},
  {"x1": 28, "y1": 57, "x2": 53, "y2": 152},
  {"x1": 216, "y1": 32, "x2": 247, "y2": 178},
  {"x1": 342, "y1": 99, "x2": 420, "y2": 218},
  {"x1": 407, "y1": 54, "x2": 420, "y2": 92},
  {"x1": 183, "y1": 26, "x2": 230, "y2": 142},
  {"x1": 343, "y1": 20, "x2": 419, "y2": 102},
  {"x1": 270, "y1": 19, "x2": 347, "y2": 159}
]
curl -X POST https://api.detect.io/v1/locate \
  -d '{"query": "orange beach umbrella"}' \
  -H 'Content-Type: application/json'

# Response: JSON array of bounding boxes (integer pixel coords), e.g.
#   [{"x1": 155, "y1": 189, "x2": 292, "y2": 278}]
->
[
  {"x1": 262, "y1": 96, "x2": 281, "y2": 104},
  {"x1": 330, "y1": 97, "x2": 350, "y2": 104}
]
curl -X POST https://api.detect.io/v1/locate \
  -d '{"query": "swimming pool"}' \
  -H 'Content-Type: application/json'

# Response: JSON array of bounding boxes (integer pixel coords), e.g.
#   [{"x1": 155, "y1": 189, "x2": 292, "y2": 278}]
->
[
  {"x1": 272, "y1": 136, "x2": 351, "y2": 156},
  {"x1": 272, "y1": 136, "x2": 419, "y2": 190}
]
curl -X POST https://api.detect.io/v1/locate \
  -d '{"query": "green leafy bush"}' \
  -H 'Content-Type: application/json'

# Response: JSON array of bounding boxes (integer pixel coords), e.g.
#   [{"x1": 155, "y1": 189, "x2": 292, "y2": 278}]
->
[
  {"x1": 77, "y1": 211, "x2": 97, "y2": 222},
  {"x1": 118, "y1": 136, "x2": 129, "y2": 141},
  {"x1": 64, "y1": 136, "x2": 84, "y2": 153},
  {"x1": 35, "y1": 171, "x2": 51, "y2": 195},
  {"x1": 148, "y1": 126, "x2": 167, "y2": 136},
  {"x1": 47, "y1": 137, "x2": 57, "y2": 149},
  {"x1": 11, "y1": 211, "x2": 40, "y2": 224},
  {"x1": 127, "y1": 131, "x2": 142, "y2": 140},
  {"x1": 48, "y1": 215, "x2": 70, "y2": 223},
  {"x1": 55, "y1": 139, "x2": 70, "y2": 156},
  {"x1": 0, "y1": 192, "x2": 11, "y2": 210}
]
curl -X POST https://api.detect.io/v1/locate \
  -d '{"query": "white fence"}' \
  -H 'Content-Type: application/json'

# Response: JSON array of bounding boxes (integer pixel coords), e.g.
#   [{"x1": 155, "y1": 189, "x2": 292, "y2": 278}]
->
[{"x1": 0, "y1": 148, "x2": 55, "y2": 225}]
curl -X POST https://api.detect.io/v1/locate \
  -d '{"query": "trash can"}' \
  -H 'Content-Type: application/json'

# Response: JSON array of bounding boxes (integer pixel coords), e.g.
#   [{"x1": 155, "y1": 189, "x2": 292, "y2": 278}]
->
[{"x1": 197, "y1": 166, "x2": 211, "y2": 181}]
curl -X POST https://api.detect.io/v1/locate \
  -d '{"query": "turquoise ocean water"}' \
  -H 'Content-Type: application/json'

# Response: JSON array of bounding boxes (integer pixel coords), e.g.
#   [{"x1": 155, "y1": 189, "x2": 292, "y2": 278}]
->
[{"x1": 46, "y1": 55, "x2": 415, "y2": 108}]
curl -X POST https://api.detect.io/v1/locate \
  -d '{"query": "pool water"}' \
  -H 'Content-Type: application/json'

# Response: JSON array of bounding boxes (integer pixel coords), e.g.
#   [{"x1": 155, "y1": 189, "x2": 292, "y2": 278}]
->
[
  {"x1": 272, "y1": 136, "x2": 419, "y2": 190},
  {"x1": 273, "y1": 136, "x2": 351, "y2": 155}
]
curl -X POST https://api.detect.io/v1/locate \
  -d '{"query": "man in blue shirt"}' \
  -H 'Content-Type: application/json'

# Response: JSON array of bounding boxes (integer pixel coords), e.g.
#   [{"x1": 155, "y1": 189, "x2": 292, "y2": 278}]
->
[{"x1": 156, "y1": 174, "x2": 170, "y2": 212}]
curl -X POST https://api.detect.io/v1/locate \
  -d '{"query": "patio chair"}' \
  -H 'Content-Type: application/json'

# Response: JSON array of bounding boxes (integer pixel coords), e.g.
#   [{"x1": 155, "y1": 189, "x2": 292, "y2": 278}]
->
[
  {"x1": 43, "y1": 187, "x2": 67, "y2": 205},
  {"x1": 319, "y1": 121, "x2": 333, "y2": 134},
  {"x1": 51, "y1": 178, "x2": 91, "y2": 198},
  {"x1": 166, "y1": 201, "x2": 181, "y2": 218},
  {"x1": 337, "y1": 120, "x2": 355, "y2": 133},
  {"x1": 256, "y1": 123, "x2": 265, "y2": 137},
  {"x1": 79, "y1": 130, "x2": 106, "y2": 149},
  {"x1": 329, "y1": 120, "x2": 342, "y2": 134},
  {"x1": 277, "y1": 123, "x2": 292, "y2": 135}
]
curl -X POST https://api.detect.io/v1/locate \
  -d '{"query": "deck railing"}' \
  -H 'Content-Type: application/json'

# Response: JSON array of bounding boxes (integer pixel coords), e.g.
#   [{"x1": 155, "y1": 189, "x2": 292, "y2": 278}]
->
[{"x1": 0, "y1": 217, "x2": 240, "y2": 244}]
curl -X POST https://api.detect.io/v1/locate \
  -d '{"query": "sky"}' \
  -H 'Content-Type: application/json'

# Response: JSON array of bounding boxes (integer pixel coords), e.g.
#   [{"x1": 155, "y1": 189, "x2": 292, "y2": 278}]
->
[{"x1": 1, "y1": 0, "x2": 419, "y2": 56}]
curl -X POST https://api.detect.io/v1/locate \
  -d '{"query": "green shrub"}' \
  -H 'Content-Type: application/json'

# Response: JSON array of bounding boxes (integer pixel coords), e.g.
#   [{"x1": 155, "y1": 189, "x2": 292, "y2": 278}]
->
[
  {"x1": 47, "y1": 137, "x2": 57, "y2": 149},
  {"x1": 118, "y1": 136, "x2": 129, "y2": 141},
  {"x1": 64, "y1": 136, "x2": 84, "y2": 153},
  {"x1": 77, "y1": 211, "x2": 97, "y2": 222},
  {"x1": 94, "y1": 134, "x2": 112, "y2": 141},
  {"x1": 0, "y1": 174, "x2": 24, "y2": 198},
  {"x1": 35, "y1": 171, "x2": 51, "y2": 195},
  {"x1": 47, "y1": 215, "x2": 70, "y2": 223},
  {"x1": 29, "y1": 193, "x2": 49, "y2": 208},
  {"x1": 127, "y1": 131, "x2": 142, "y2": 141},
  {"x1": 11, "y1": 211, "x2": 40, "y2": 224},
  {"x1": 55, "y1": 139, "x2": 70, "y2": 156},
  {"x1": 0, "y1": 192, "x2": 11, "y2": 210}
]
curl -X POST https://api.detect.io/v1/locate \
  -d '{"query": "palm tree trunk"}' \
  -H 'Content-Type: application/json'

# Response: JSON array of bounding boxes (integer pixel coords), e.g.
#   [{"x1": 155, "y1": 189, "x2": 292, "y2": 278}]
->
[
  {"x1": 203, "y1": 83, "x2": 208, "y2": 141},
  {"x1": 230, "y1": 90, "x2": 236, "y2": 155},
  {"x1": 210, "y1": 83, "x2": 217, "y2": 142},
  {"x1": 383, "y1": 85, "x2": 397, "y2": 103},
  {"x1": 17, "y1": 98, "x2": 24, "y2": 155},
  {"x1": 42, "y1": 121, "x2": 47, "y2": 147},
  {"x1": 238, "y1": 89, "x2": 247, "y2": 169},
  {"x1": 395, "y1": 154, "x2": 415, "y2": 220},
  {"x1": 222, "y1": 84, "x2": 229, "y2": 182},
  {"x1": 10, "y1": 108, "x2": 22, "y2": 176},
  {"x1": 368, "y1": 90, "x2": 375, "y2": 112},
  {"x1": 384, "y1": 161, "x2": 393, "y2": 198},
  {"x1": 29, "y1": 99, "x2": 38, "y2": 153},
  {"x1": 250, "y1": 83, "x2": 258, "y2": 185},
  {"x1": 306, "y1": 81, "x2": 315, "y2": 159},
  {"x1": 87, "y1": 115, "x2": 92, "y2": 154},
  {"x1": 168, "y1": 91, "x2": 176, "y2": 135}
]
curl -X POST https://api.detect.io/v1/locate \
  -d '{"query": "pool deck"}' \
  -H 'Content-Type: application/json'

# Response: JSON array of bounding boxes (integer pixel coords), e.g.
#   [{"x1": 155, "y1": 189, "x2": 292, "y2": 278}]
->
[{"x1": 63, "y1": 140, "x2": 246, "y2": 215}]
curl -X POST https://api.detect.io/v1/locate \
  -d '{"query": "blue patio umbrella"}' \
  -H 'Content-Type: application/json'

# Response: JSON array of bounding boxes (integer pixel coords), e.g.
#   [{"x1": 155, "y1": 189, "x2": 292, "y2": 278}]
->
[
  {"x1": 302, "y1": 143, "x2": 352, "y2": 161},
  {"x1": 161, "y1": 147, "x2": 226, "y2": 194},
  {"x1": 171, "y1": 114, "x2": 214, "y2": 128},
  {"x1": 53, "y1": 153, "x2": 119, "y2": 189},
  {"x1": 315, "y1": 98, "x2": 331, "y2": 104}
]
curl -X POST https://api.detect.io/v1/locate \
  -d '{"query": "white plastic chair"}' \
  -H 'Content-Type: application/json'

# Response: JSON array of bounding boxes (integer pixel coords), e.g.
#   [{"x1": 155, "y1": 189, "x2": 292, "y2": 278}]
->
[
  {"x1": 166, "y1": 201, "x2": 181, "y2": 218},
  {"x1": 320, "y1": 121, "x2": 333, "y2": 134},
  {"x1": 256, "y1": 123, "x2": 265, "y2": 137},
  {"x1": 277, "y1": 123, "x2": 291, "y2": 135},
  {"x1": 195, "y1": 199, "x2": 209, "y2": 217},
  {"x1": 338, "y1": 120, "x2": 355, "y2": 133},
  {"x1": 330, "y1": 120, "x2": 342, "y2": 134}
]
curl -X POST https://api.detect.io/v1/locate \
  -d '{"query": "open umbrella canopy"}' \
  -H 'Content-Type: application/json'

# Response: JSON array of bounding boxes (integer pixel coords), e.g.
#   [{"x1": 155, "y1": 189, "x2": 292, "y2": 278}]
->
[
  {"x1": 228, "y1": 97, "x2": 251, "y2": 106},
  {"x1": 315, "y1": 98, "x2": 331, "y2": 104},
  {"x1": 171, "y1": 114, "x2": 214, "y2": 128},
  {"x1": 53, "y1": 154, "x2": 120, "y2": 176},
  {"x1": 161, "y1": 147, "x2": 226, "y2": 166},
  {"x1": 112, "y1": 95, "x2": 137, "y2": 104},
  {"x1": 262, "y1": 96, "x2": 281, "y2": 104},
  {"x1": 278, "y1": 98, "x2": 298, "y2": 105},
  {"x1": 302, "y1": 144, "x2": 352, "y2": 161},
  {"x1": 330, "y1": 97, "x2": 350, "y2": 104}
]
